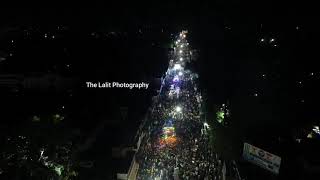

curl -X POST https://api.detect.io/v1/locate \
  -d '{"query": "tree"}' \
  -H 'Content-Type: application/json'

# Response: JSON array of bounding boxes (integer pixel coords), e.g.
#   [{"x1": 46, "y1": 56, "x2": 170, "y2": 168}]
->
[{"x1": 0, "y1": 114, "x2": 78, "y2": 180}]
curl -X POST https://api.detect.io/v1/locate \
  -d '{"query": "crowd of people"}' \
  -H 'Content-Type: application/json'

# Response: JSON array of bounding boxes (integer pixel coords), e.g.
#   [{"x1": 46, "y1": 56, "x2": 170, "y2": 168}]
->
[{"x1": 135, "y1": 31, "x2": 223, "y2": 180}]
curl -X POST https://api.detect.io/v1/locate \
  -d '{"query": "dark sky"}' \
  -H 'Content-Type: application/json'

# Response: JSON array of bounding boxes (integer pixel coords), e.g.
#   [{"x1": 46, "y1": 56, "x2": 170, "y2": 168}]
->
[{"x1": 1, "y1": 1, "x2": 317, "y2": 29}]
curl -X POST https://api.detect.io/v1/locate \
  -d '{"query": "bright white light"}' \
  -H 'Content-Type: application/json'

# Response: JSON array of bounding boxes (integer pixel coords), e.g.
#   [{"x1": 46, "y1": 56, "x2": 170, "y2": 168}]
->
[
  {"x1": 270, "y1": 38, "x2": 275, "y2": 42},
  {"x1": 183, "y1": 34, "x2": 186, "y2": 38},
  {"x1": 40, "y1": 149, "x2": 44, "y2": 157},
  {"x1": 181, "y1": 44, "x2": 184, "y2": 48},
  {"x1": 177, "y1": 39, "x2": 180, "y2": 43},
  {"x1": 261, "y1": 38, "x2": 264, "y2": 42},
  {"x1": 175, "y1": 106, "x2": 182, "y2": 112},
  {"x1": 179, "y1": 50, "x2": 183, "y2": 54},
  {"x1": 178, "y1": 71, "x2": 183, "y2": 76},
  {"x1": 313, "y1": 126, "x2": 320, "y2": 134},
  {"x1": 204, "y1": 122, "x2": 209, "y2": 128},
  {"x1": 180, "y1": 57, "x2": 183, "y2": 61},
  {"x1": 173, "y1": 64, "x2": 182, "y2": 70}
]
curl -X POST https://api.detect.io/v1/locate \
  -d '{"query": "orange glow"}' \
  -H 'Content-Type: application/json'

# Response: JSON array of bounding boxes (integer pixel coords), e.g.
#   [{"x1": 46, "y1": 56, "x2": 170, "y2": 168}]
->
[{"x1": 159, "y1": 136, "x2": 178, "y2": 147}]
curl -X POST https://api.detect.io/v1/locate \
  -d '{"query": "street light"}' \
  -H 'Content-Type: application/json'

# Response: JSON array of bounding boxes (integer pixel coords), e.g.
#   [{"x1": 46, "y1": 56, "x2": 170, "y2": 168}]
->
[
  {"x1": 175, "y1": 106, "x2": 182, "y2": 113},
  {"x1": 173, "y1": 64, "x2": 182, "y2": 70}
]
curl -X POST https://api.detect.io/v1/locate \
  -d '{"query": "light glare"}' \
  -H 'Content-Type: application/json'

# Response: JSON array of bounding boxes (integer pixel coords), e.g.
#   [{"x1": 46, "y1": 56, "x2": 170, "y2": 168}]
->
[
  {"x1": 173, "y1": 64, "x2": 182, "y2": 70},
  {"x1": 175, "y1": 106, "x2": 182, "y2": 112}
]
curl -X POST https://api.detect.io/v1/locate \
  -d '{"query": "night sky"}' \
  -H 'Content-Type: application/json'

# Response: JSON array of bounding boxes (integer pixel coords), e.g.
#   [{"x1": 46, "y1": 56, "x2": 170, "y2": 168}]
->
[{"x1": 1, "y1": 1, "x2": 320, "y2": 179}]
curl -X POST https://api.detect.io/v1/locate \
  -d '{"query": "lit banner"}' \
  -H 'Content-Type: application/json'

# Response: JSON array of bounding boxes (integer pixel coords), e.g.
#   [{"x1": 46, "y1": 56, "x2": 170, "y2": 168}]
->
[{"x1": 243, "y1": 143, "x2": 281, "y2": 174}]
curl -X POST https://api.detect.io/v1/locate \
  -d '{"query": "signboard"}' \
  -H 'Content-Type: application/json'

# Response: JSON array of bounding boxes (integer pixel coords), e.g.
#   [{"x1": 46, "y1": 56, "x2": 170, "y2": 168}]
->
[{"x1": 243, "y1": 143, "x2": 281, "y2": 174}]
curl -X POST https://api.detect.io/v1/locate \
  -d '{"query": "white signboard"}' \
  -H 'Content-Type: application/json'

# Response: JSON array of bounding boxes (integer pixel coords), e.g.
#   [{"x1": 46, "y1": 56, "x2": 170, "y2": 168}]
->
[{"x1": 243, "y1": 143, "x2": 281, "y2": 174}]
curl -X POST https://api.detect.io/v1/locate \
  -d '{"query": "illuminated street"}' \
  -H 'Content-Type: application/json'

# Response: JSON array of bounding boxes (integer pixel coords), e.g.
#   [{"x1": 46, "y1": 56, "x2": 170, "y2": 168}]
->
[{"x1": 135, "y1": 31, "x2": 223, "y2": 180}]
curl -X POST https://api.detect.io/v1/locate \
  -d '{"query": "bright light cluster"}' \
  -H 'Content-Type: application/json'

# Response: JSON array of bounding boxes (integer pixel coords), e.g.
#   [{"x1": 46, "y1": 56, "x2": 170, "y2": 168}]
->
[
  {"x1": 313, "y1": 126, "x2": 320, "y2": 135},
  {"x1": 175, "y1": 106, "x2": 182, "y2": 113},
  {"x1": 174, "y1": 64, "x2": 182, "y2": 70}
]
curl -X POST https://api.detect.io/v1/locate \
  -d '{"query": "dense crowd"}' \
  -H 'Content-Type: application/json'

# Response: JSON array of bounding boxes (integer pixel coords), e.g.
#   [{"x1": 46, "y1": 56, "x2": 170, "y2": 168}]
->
[{"x1": 135, "y1": 31, "x2": 223, "y2": 180}]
